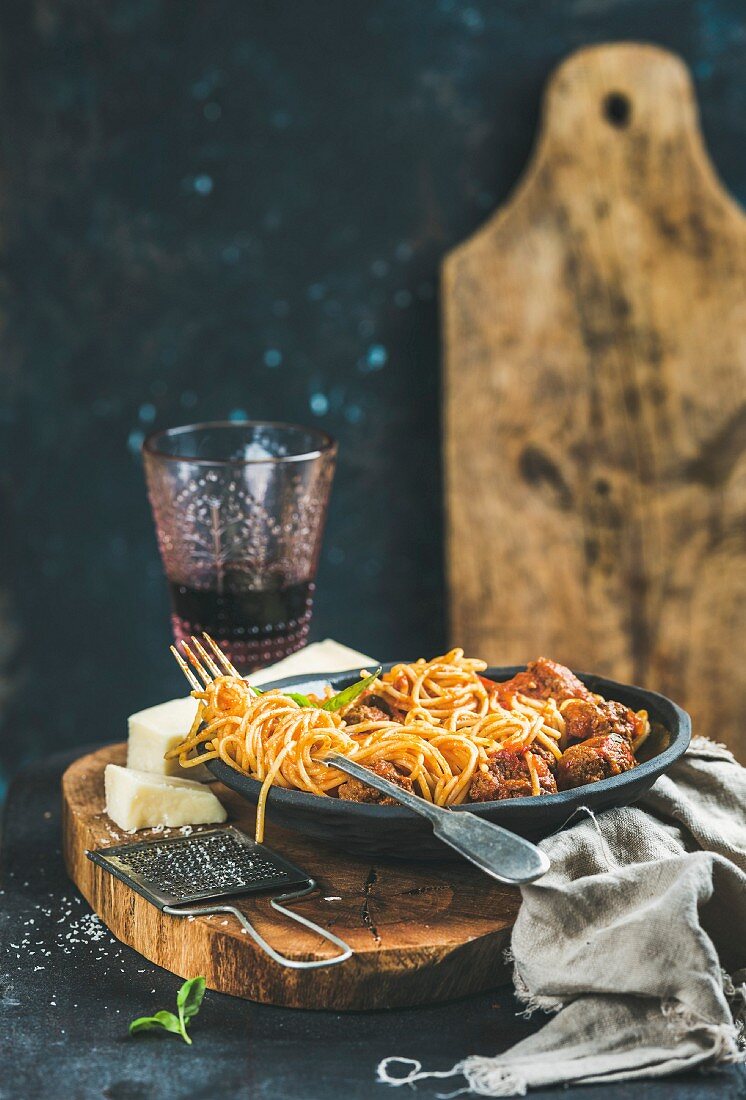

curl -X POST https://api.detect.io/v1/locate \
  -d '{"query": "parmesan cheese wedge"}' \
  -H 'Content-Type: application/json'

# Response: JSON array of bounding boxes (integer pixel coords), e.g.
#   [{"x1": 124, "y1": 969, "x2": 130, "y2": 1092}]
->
[
  {"x1": 127, "y1": 696, "x2": 212, "y2": 782},
  {"x1": 250, "y1": 639, "x2": 377, "y2": 686},
  {"x1": 104, "y1": 764, "x2": 227, "y2": 833}
]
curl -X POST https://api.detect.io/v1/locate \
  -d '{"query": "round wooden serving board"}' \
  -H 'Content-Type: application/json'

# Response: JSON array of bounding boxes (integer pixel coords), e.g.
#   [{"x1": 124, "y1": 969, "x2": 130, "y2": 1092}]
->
[{"x1": 62, "y1": 744, "x2": 520, "y2": 1010}]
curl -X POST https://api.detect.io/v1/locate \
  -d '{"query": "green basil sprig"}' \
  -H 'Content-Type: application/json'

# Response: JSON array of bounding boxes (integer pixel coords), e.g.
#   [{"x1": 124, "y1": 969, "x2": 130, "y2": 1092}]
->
[
  {"x1": 129, "y1": 976, "x2": 206, "y2": 1045},
  {"x1": 246, "y1": 682, "x2": 312, "y2": 706},
  {"x1": 245, "y1": 668, "x2": 382, "y2": 712},
  {"x1": 285, "y1": 691, "x2": 314, "y2": 706},
  {"x1": 321, "y1": 668, "x2": 382, "y2": 713}
]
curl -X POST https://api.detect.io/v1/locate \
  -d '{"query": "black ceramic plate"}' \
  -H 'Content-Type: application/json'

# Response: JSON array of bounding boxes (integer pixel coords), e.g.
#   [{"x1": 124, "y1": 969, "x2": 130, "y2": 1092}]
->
[{"x1": 205, "y1": 664, "x2": 691, "y2": 860}]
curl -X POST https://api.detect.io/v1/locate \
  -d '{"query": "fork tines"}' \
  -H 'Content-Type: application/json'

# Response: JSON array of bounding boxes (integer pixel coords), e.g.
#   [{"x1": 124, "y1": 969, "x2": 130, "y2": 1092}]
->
[{"x1": 170, "y1": 632, "x2": 242, "y2": 690}]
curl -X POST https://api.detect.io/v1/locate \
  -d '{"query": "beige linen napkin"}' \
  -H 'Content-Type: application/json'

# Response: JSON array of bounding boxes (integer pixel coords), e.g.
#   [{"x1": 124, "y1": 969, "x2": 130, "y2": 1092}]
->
[{"x1": 378, "y1": 737, "x2": 746, "y2": 1096}]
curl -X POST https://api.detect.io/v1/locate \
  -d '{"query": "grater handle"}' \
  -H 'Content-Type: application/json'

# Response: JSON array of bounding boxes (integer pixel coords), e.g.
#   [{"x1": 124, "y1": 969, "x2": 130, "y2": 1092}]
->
[{"x1": 163, "y1": 883, "x2": 353, "y2": 970}]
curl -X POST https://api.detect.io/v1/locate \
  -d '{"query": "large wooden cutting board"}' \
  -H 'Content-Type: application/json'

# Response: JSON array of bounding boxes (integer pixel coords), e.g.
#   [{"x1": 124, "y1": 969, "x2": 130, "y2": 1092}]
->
[
  {"x1": 443, "y1": 43, "x2": 746, "y2": 760},
  {"x1": 62, "y1": 744, "x2": 520, "y2": 1010}
]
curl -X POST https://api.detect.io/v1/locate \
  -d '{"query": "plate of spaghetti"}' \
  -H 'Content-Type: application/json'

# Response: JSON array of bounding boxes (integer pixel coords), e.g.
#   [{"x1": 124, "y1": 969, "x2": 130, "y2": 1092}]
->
[{"x1": 166, "y1": 651, "x2": 690, "y2": 859}]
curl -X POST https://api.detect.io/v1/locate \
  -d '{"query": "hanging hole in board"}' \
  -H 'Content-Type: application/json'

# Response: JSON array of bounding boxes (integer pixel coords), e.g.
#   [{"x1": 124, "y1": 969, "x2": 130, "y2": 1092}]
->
[{"x1": 603, "y1": 92, "x2": 631, "y2": 129}]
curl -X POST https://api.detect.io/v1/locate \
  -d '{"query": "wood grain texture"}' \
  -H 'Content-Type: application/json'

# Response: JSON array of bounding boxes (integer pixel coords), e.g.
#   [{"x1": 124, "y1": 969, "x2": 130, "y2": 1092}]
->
[
  {"x1": 443, "y1": 43, "x2": 746, "y2": 759},
  {"x1": 62, "y1": 744, "x2": 519, "y2": 1010}
]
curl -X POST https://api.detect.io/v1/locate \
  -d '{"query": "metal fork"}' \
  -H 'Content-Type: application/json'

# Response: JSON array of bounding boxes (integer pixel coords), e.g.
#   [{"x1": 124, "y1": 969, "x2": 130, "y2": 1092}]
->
[{"x1": 170, "y1": 633, "x2": 244, "y2": 690}]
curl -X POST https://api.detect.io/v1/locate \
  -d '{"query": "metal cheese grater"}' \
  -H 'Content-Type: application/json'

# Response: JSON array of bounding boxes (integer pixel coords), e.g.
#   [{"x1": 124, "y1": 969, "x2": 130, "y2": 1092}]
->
[{"x1": 87, "y1": 826, "x2": 352, "y2": 969}]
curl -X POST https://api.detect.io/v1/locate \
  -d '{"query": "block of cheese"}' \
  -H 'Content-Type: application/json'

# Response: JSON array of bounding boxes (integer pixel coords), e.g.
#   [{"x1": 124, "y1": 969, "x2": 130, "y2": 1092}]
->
[
  {"x1": 251, "y1": 639, "x2": 377, "y2": 687},
  {"x1": 127, "y1": 696, "x2": 212, "y2": 782},
  {"x1": 104, "y1": 764, "x2": 227, "y2": 832}
]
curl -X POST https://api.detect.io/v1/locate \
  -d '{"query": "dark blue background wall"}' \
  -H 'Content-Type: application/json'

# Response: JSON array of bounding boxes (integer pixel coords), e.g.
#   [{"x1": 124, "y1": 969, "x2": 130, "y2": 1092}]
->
[{"x1": 1, "y1": 0, "x2": 745, "y2": 796}]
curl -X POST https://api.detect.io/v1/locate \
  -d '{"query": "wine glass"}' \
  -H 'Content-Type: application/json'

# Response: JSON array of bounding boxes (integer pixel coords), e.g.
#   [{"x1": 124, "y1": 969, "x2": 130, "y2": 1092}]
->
[{"x1": 143, "y1": 420, "x2": 337, "y2": 672}]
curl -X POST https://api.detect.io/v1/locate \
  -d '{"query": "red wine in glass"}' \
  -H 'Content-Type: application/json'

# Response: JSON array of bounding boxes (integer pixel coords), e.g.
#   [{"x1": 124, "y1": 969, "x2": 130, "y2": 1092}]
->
[{"x1": 168, "y1": 576, "x2": 315, "y2": 672}]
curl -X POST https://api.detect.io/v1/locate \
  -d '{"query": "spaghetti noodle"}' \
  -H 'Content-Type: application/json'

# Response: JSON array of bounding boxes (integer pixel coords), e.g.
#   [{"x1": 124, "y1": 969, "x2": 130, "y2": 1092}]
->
[{"x1": 374, "y1": 649, "x2": 491, "y2": 726}]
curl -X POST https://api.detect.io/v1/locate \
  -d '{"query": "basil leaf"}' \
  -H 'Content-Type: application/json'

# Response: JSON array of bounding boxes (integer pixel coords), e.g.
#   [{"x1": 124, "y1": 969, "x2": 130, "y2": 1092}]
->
[
  {"x1": 322, "y1": 668, "x2": 382, "y2": 713},
  {"x1": 129, "y1": 1010, "x2": 182, "y2": 1036},
  {"x1": 244, "y1": 682, "x2": 313, "y2": 706},
  {"x1": 177, "y1": 976, "x2": 206, "y2": 1023},
  {"x1": 247, "y1": 681, "x2": 314, "y2": 707},
  {"x1": 175, "y1": 976, "x2": 206, "y2": 1042},
  {"x1": 285, "y1": 691, "x2": 314, "y2": 707}
]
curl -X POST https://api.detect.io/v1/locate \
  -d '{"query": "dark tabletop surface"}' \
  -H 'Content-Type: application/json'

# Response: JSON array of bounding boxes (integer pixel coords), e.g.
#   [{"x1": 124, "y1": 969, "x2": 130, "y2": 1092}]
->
[{"x1": 1, "y1": 749, "x2": 744, "y2": 1100}]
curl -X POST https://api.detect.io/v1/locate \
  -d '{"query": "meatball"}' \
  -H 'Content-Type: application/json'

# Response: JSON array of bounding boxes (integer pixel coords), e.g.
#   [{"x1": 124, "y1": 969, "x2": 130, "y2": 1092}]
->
[
  {"x1": 342, "y1": 704, "x2": 394, "y2": 726},
  {"x1": 342, "y1": 693, "x2": 405, "y2": 726},
  {"x1": 493, "y1": 658, "x2": 591, "y2": 706},
  {"x1": 337, "y1": 760, "x2": 413, "y2": 804},
  {"x1": 529, "y1": 740, "x2": 560, "y2": 772},
  {"x1": 556, "y1": 734, "x2": 635, "y2": 791},
  {"x1": 469, "y1": 749, "x2": 558, "y2": 802},
  {"x1": 562, "y1": 698, "x2": 639, "y2": 745}
]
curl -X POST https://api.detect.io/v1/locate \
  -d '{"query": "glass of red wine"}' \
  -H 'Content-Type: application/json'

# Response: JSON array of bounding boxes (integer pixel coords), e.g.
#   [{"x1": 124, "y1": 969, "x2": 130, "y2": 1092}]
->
[{"x1": 142, "y1": 420, "x2": 337, "y2": 673}]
